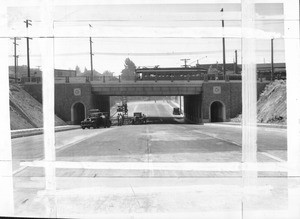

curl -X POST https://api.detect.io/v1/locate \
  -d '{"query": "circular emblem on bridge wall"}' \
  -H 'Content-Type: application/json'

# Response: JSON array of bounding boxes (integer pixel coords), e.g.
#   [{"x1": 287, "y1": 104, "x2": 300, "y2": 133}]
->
[
  {"x1": 213, "y1": 86, "x2": 221, "y2": 94},
  {"x1": 74, "y1": 88, "x2": 81, "y2": 96}
]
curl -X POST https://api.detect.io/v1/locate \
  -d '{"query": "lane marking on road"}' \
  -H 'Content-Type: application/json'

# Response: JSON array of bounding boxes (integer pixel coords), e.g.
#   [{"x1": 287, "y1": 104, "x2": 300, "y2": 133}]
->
[
  {"x1": 56, "y1": 128, "x2": 112, "y2": 153},
  {"x1": 193, "y1": 129, "x2": 286, "y2": 163},
  {"x1": 13, "y1": 128, "x2": 114, "y2": 176},
  {"x1": 13, "y1": 163, "x2": 33, "y2": 175},
  {"x1": 204, "y1": 123, "x2": 286, "y2": 132},
  {"x1": 259, "y1": 152, "x2": 286, "y2": 163}
]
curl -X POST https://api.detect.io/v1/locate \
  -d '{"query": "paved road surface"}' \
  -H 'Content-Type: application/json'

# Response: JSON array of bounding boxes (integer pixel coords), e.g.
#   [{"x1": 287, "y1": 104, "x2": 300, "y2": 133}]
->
[{"x1": 11, "y1": 100, "x2": 289, "y2": 218}]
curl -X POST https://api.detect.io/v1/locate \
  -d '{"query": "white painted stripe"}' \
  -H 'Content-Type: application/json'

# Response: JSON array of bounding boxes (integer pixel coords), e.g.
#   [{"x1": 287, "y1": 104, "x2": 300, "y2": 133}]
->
[
  {"x1": 194, "y1": 129, "x2": 286, "y2": 162},
  {"x1": 20, "y1": 161, "x2": 289, "y2": 172},
  {"x1": 56, "y1": 128, "x2": 111, "y2": 151},
  {"x1": 260, "y1": 152, "x2": 286, "y2": 163}
]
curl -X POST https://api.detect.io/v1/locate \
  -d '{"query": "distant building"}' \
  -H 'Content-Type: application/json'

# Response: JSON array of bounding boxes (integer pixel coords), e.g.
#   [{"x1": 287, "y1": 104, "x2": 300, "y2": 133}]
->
[
  {"x1": 9, "y1": 66, "x2": 77, "y2": 78},
  {"x1": 9, "y1": 65, "x2": 42, "y2": 78},
  {"x1": 54, "y1": 69, "x2": 76, "y2": 77},
  {"x1": 256, "y1": 63, "x2": 286, "y2": 73}
]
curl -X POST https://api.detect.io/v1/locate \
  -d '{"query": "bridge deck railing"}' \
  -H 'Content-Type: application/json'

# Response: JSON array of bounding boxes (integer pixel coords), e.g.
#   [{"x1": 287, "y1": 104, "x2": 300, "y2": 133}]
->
[{"x1": 19, "y1": 74, "x2": 275, "y2": 84}]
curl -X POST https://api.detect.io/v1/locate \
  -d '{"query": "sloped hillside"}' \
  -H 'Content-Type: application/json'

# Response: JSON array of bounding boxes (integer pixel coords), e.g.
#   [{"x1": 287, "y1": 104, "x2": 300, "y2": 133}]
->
[
  {"x1": 257, "y1": 80, "x2": 286, "y2": 124},
  {"x1": 231, "y1": 80, "x2": 286, "y2": 124},
  {"x1": 10, "y1": 84, "x2": 66, "y2": 130}
]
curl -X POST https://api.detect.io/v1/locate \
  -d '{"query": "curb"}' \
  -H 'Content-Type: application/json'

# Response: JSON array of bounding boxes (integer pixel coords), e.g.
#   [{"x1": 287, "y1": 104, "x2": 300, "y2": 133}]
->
[
  {"x1": 211, "y1": 122, "x2": 287, "y2": 129},
  {"x1": 11, "y1": 125, "x2": 81, "y2": 139}
]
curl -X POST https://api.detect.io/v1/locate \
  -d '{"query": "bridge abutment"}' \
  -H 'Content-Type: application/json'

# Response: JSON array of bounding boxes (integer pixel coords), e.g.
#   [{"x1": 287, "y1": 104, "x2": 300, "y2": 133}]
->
[{"x1": 201, "y1": 82, "x2": 268, "y2": 122}]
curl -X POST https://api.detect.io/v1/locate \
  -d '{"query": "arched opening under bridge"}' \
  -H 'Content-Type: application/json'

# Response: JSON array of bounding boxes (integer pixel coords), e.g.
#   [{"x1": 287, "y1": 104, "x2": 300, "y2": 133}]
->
[
  {"x1": 71, "y1": 102, "x2": 85, "y2": 125},
  {"x1": 210, "y1": 101, "x2": 225, "y2": 122}
]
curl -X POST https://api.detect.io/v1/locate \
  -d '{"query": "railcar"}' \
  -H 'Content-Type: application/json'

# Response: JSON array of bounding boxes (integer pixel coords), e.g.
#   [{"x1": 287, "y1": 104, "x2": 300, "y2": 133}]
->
[{"x1": 135, "y1": 67, "x2": 208, "y2": 81}]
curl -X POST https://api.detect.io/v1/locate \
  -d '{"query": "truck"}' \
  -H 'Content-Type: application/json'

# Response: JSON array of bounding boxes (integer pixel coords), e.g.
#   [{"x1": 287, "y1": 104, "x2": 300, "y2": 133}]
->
[
  {"x1": 173, "y1": 107, "x2": 181, "y2": 115},
  {"x1": 81, "y1": 109, "x2": 111, "y2": 129},
  {"x1": 132, "y1": 112, "x2": 147, "y2": 125}
]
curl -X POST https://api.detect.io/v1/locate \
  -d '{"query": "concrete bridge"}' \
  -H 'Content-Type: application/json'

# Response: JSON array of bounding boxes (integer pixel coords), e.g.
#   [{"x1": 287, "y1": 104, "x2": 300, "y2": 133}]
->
[
  {"x1": 91, "y1": 81, "x2": 202, "y2": 96},
  {"x1": 22, "y1": 77, "x2": 269, "y2": 125}
]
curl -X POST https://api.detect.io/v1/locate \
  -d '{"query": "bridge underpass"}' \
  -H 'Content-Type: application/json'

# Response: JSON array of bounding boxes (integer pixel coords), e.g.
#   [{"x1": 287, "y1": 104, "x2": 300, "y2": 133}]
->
[
  {"x1": 91, "y1": 81, "x2": 204, "y2": 124},
  {"x1": 91, "y1": 95, "x2": 203, "y2": 125}
]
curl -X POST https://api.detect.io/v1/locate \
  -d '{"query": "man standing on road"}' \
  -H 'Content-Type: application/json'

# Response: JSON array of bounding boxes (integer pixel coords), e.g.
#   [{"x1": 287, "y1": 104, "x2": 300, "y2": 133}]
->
[
  {"x1": 121, "y1": 113, "x2": 125, "y2": 125},
  {"x1": 142, "y1": 114, "x2": 147, "y2": 124},
  {"x1": 117, "y1": 113, "x2": 120, "y2": 126}
]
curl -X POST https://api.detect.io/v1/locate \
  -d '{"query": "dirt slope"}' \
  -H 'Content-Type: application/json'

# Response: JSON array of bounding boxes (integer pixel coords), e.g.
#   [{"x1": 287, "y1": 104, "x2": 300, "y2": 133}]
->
[
  {"x1": 231, "y1": 80, "x2": 286, "y2": 124},
  {"x1": 10, "y1": 84, "x2": 66, "y2": 130},
  {"x1": 257, "y1": 80, "x2": 286, "y2": 124}
]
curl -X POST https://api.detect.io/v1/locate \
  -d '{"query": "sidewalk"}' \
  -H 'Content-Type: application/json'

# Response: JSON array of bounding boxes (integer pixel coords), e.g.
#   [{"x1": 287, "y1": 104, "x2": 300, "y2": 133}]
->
[
  {"x1": 11, "y1": 125, "x2": 81, "y2": 139},
  {"x1": 214, "y1": 121, "x2": 287, "y2": 129}
]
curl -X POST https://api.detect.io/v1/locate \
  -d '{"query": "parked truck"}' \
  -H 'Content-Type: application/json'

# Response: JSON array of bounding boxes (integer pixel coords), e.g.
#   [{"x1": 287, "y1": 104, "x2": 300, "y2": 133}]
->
[{"x1": 81, "y1": 109, "x2": 111, "y2": 129}]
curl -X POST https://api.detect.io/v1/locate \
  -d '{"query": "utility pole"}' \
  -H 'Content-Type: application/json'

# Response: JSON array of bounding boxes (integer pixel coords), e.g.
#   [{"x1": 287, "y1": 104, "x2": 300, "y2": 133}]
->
[
  {"x1": 13, "y1": 37, "x2": 20, "y2": 83},
  {"x1": 89, "y1": 24, "x2": 94, "y2": 81},
  {"x1": 221, "y1": 8, "x2": 226, "y2": 77},
  {"x1": 24, "y1": 19, "x2": 32, "y2": 79},
  {"x1": 235, "y1": 50, "x2": 238, "y2": 74},
  {"x1": 180, "y1": 58, "x2": 190, "y2": 68},
  {"x1": 179, "y1": 96, "x2": 182, "y2": 113},
  {"x1": 271, "y1": 38, "x2": 274, "y2": 81}
]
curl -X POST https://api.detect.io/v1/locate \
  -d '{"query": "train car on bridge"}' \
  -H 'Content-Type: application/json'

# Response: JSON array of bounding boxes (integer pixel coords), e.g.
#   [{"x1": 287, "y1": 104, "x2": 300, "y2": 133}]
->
[{"x1": 135, "y1": 66, "x2": 208, "y2": 81}]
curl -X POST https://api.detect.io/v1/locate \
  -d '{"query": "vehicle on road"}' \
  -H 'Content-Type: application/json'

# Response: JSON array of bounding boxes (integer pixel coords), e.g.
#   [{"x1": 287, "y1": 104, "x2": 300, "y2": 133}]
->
[
  {"x1": 132, "y1": 112, "x2": 147, "y2": 125},
  {"x1": 81, "y1": 109, "x2": 111, "y2": 129},
  {"x1": 173, "y1": 107, "x2": 181, "y2": 115}
]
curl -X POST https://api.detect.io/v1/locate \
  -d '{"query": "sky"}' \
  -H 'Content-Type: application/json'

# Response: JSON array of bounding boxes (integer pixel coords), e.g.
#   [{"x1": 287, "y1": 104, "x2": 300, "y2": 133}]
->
[{"x1": 7, "y1": 1, "x2": 285, "y2": 75}]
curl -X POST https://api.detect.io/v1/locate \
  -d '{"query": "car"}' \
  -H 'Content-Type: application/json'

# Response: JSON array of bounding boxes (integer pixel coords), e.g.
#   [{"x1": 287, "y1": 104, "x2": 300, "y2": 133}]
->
[
  {"x1": 81, "y1": 110, "x2": 111, "y2": 129},
  {"x1": 132, "y1": 112, "x2": 147, "y2": 125},
  {"x1": 173, "y1": 107, "x2": 181, "y2": 115},
  {"x1": 117, "y1": 107, "x2": 122, "y2": 112}
]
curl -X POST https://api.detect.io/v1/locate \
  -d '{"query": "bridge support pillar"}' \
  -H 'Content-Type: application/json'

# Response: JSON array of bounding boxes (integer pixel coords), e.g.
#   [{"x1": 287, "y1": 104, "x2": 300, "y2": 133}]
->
[{"x1": 183, "y1": 94, "x2": 202, "y2": 124}]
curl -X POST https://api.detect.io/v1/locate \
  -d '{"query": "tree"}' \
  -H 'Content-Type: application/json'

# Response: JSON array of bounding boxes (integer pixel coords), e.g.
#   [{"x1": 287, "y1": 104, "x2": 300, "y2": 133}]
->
[
  {"x1": 83, "y1": 67, "x2": 88, "y2": 74},
  {"x1": 75, "y1": 65, "x2": 81, "y2": 76},
  {"x1": 121, "y1": 58, "x2": 136, "y2": 80},
  {"x1": 102, "y1": 70, "x2": 114, "y2": 76}
]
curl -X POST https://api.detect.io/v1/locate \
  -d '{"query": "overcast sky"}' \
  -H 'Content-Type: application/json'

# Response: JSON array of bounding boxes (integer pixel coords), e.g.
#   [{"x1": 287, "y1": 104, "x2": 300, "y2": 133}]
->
[{"x1": 7, "y1": 2, "x2": 285, "y2": 75}]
